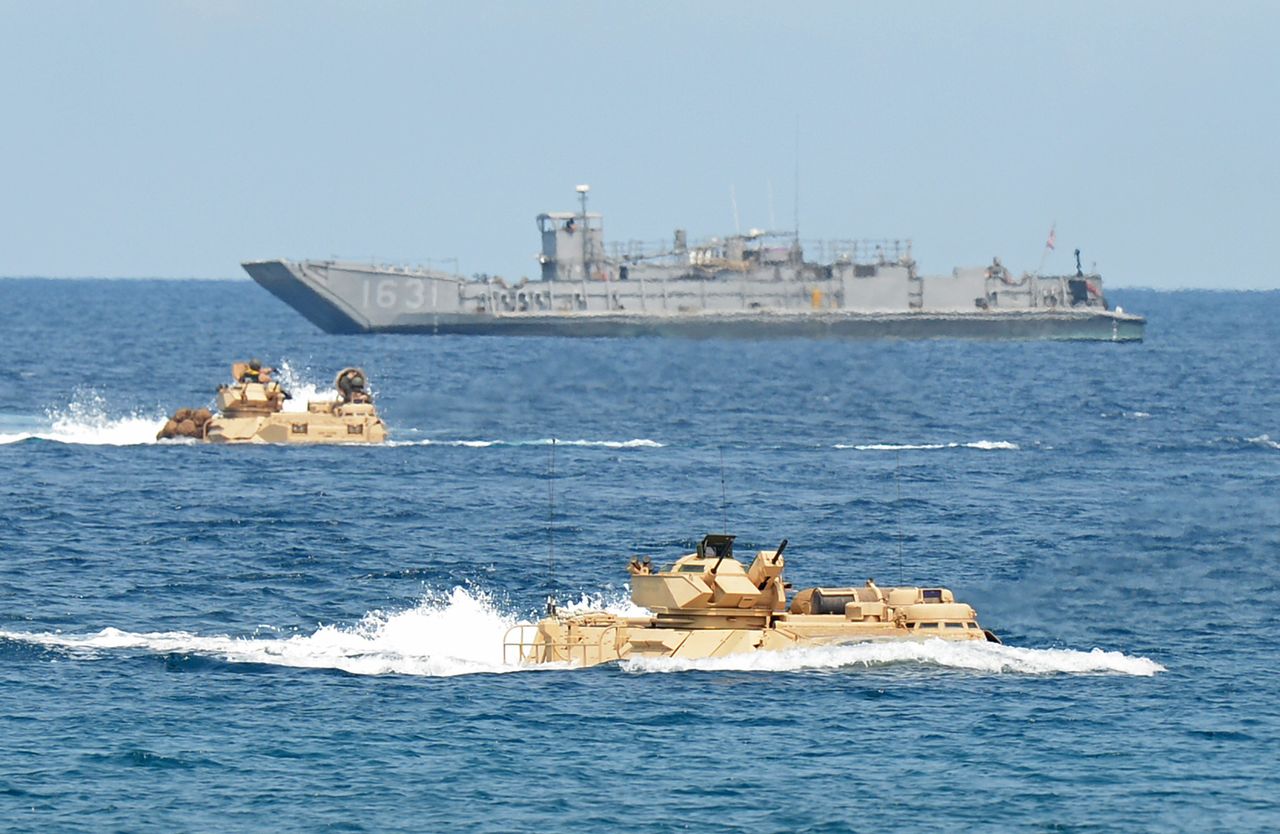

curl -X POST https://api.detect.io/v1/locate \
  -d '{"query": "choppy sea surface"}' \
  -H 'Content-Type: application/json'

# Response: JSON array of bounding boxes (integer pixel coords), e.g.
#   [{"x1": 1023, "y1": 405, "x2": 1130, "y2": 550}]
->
[{"x1": 0, "y1": 279, "x2": 1277, "y2": 832}]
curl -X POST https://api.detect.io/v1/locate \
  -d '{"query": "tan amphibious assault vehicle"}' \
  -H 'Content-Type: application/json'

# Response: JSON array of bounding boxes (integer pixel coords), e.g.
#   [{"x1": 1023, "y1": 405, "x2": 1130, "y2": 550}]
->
[
  {"x1": 157, "y1": 363, "x2": 387, "y2": 444},
  {"x1": 505, "y1": 534, "x2": 999, "y2": 668}
]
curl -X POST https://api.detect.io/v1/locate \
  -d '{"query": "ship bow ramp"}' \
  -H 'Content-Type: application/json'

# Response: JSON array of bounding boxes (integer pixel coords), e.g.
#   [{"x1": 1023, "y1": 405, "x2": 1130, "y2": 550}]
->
[{"x1": 241, "y1": 259, "x2": 369, "y2": 334}]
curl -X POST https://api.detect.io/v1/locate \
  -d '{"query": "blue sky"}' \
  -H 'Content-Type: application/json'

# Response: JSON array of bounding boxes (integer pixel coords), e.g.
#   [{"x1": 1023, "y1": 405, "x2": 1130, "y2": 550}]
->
[{"x1": 1, "y1": 0, "x2": 1275, "y2": 288}]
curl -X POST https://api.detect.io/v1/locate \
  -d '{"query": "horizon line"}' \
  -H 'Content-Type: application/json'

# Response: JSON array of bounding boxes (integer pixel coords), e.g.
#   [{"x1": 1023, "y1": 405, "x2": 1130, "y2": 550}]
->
[{"x1": 1, "y1": 275, "x2": 1276, "y2": 292}]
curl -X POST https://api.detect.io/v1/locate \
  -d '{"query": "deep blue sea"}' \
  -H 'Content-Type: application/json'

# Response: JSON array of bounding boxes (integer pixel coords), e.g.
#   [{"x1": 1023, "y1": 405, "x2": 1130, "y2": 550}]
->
[{"x1": 1, "y1": 279, "x2": 1277, "y2": 832}]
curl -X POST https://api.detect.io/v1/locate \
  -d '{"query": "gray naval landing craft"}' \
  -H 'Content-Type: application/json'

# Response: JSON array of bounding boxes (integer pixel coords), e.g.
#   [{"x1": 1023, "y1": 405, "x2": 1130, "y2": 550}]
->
[{"x1": 242, "y1": 186, "x2": 1144, "y2": 341}]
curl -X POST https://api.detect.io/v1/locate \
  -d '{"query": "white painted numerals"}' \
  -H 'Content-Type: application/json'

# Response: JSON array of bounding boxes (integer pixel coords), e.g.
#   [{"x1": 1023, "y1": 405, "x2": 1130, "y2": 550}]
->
[
  {"x1": 362, "y1": 278, "x2": 429, "y2": 309},
  {"x1": 405, "y1": 280, "x2": 426, "y2": 309},
  {"x1": 376, "y1": 279, "x2": 397, "y2": 308}
]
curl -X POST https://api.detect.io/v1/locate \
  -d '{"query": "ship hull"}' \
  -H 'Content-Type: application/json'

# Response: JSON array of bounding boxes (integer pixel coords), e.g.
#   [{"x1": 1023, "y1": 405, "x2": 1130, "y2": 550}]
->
[
  {"x1": 243, "y1": 258, "x2": 369, "y2": 334},
  {"x1": 370, "y1": 311, "x2": 1143, "y2": 341},
  {"x1": 243, "y1": 259, "x2": 1145, "y2": 342}
]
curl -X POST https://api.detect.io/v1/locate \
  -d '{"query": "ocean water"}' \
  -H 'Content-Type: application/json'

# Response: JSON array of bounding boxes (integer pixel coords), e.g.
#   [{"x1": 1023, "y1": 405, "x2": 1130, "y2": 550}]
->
[{"x1": 1, "y1": 279, "x2": 1277, "y2": 832}]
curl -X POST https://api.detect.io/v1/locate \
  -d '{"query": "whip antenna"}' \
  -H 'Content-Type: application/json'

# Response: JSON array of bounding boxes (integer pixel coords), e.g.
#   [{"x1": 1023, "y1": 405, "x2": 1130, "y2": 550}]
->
[
  {"x1": 719, "y1": 446, "x2": 729, "y2": 534},
  {"x1": 895, "y1": 448, "x2": 904, "y2": 584},
  {"x1": 546, "y1": 438, "x2": 557, "y2": 615},
  {"x1": 793, "y1": 116, "x2": 801, "y2": 239}
]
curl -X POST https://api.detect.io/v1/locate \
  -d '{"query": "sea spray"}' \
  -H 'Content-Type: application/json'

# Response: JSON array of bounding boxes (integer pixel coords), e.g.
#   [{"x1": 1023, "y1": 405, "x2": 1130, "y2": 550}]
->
[
  {"x1": 0, "y1": 588, "x2": 524, "y2": 677},
  {"x1": 622, "y1": 638, "x2": 1164, "y2": 676},
  {"x1": 0, "y1": 391, "x2": 168, "y2": 446},
  {"x1": 0, "y1": 589, "x2": 1162, "y2": 678},
  {"x1": 274, "y1": 360, "x2": 344, "y2": 414},
  {"x1": 389, "y1": 437, "x2": 665, "y2": 449}
]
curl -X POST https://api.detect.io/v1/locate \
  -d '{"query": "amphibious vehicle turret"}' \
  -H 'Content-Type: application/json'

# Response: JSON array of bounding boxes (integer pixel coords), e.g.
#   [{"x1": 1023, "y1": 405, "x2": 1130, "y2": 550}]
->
[{"x1": 504, "y1": 534, "x2": 999, "y2": 668}]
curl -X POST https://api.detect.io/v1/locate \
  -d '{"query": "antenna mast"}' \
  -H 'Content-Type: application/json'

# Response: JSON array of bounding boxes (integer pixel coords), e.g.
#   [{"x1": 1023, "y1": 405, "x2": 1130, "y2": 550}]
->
[
  {"x1": 767, "y1": 177, "x2": 776, "y2": 231},
  {"x1": 719, "y1": 447, "x2": 729, "y2": 534},
  {"x1": 576, "y1": 184, "x2": 590, "y2": 281},
  {"x1": 895, "y1": 449, "x2": 904, "y2": 584},
  {"x1": 546, "y1": 438, "x2": 557, "y2": 615},
  {"x1": 793, "y1": 117, "x2": 800, "y2": 240}
]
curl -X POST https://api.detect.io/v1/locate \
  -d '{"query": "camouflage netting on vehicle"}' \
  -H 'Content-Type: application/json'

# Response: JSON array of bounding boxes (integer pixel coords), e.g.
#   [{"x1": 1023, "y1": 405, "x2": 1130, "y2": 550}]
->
[{"x1": 157, "y1": 407, "x2": 213, "y2": 440}]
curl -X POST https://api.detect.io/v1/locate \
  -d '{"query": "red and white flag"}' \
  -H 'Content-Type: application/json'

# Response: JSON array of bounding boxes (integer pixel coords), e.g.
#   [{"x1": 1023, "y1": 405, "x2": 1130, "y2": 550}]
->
[{"x1": 1045, "y1": 224, "x2": 1056, "y2": 251}]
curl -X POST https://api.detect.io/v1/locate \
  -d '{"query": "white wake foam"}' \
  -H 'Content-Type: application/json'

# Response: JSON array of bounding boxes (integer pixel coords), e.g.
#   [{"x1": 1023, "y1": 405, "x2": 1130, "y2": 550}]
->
[
  {"x1": 1247, "y1": 434, "x2": 1280, "y2": 451},
  {"x1": 834, "y1": 440, "x2": 1019, "y2": 451},
  {"x1": 557, "y1": 591, "x2": 652, "y2": 619},
  {"x1": 0, "y1": 588, "x2": 524, "y2": 677},
  {"x1": 0, "y1": 393, "x2": 167, "y2": 446},
  {"x1": 1, "y1": 586, "x2": 1163, "y2": 679},
  {"x1": 273, "y1": 360, "x2": 343, "y2": 414},
  {"x1": 390, "y1": 437, "x2": 665, "y2": 449},
  {"x1": 622, "y1": 639, "x2": 1164, "y2": 677}
]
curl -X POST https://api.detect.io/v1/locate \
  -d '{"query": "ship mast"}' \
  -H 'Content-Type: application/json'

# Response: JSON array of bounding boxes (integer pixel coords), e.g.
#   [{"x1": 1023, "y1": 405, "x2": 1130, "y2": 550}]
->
[{"x1": 576, "y1": 184, "x2": 590, "y2": 280}]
